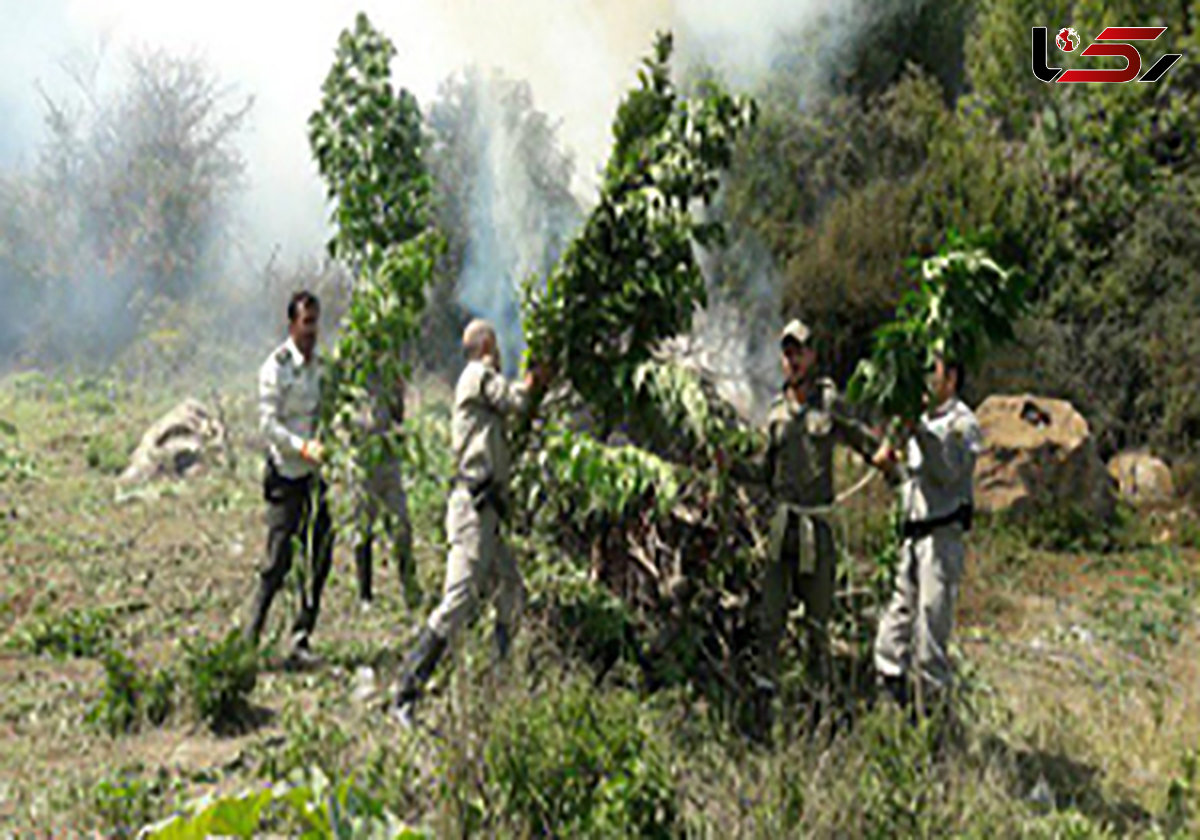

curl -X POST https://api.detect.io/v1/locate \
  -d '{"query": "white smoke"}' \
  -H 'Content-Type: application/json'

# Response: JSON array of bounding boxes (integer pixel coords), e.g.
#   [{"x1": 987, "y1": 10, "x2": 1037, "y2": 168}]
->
[{"x1": 1, "y1": 0, "x2": 871, "y2": 370}]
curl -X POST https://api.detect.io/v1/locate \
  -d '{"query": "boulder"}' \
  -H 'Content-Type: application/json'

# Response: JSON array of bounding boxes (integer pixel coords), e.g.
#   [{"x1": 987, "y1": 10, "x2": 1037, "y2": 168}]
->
[
  {"x1": 119, "y1": 399, "x2": 228, "y2": 485},
  {"x1": 973, "y1": 394, "x2": 1116, "y2": 520},
  {"x1": 1107, "y1": 451, "x2": 1175, "y2": 508}
]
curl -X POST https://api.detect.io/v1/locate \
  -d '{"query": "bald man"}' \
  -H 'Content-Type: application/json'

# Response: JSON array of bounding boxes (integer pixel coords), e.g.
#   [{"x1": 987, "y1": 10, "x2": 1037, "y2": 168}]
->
[{"x1": 391, "y1": 320, "x2": 550, "y2": 722}]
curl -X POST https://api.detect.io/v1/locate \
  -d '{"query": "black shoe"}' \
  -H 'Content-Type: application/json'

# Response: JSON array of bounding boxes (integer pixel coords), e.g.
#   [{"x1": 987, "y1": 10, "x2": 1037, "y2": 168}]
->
[
  {"x1": 355, "y1": 541, "x2": 373, "y2": 605},
  {"x1": 391, "y1": 628, "x2": 447, "y2": 711},
  {"x1": 284, "y1": 638, "x2": 323, "y2": 672},
  {"x1": 494, "y1": 623, "x2": 511, "y2": 662},
  {"x1": 880, "y1": 674, "x2": 910, "y2": 708}
]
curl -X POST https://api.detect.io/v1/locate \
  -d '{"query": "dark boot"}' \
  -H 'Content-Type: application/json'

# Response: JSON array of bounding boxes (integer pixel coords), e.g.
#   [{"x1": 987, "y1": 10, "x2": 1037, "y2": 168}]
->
[
  {"x1": 494, "y1": 622, "x2": 511, "y2": 663},
  {"x1": 392, "y1": 628, "x2": 448, "y2": 715},
  {"x1": 880, "y1": 673, "x2": 912, "y2": 715},
  {"x1": 355, "y1": 539, "x2": 374, "y2": 606}
]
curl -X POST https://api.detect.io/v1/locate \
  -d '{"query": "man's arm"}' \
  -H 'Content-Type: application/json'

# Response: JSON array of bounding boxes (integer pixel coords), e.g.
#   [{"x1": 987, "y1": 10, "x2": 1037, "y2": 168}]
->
[
  {"x1": 479, "y1": 367, "x2": 531, "y2": 416},
  {"x1": 913, "y1": 412, "x2": 982, "y2": 488}
]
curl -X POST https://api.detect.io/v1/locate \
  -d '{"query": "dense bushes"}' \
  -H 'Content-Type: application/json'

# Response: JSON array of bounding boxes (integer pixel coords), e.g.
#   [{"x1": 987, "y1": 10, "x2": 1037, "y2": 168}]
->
[{"x1": 717, "y1": 1, "x2": 1200, "y2": 459}]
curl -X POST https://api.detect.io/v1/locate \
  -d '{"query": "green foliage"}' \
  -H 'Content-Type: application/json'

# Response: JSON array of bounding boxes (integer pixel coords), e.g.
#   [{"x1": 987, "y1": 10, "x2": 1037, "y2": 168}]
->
[
  {"x1": 532, "y1": 424, "x2": 682, "y2": 520},
  {"x1": 140, "y1": 767, "x2": 425, "y2": 840},
  {"x1": 17, "y1": 605, "x2": 114, "y2": 659},
  {"x1": 255, "y1": 705, "x2": 353, "y2": 783},
  {"x1": 308, "y1": 13, "x2": 445, "y2": 524},
  {"x1": 0, "y1": 49, "x2": 250, "y2": 364},
  {"x1": 308, "y1": 12, "x2": 430, "y2": 270},
  {"x1": 85, "y1": 432, "x2": 130, "y2": 475},
  {"x1": 847, "y1": 232, "x2": 1025, "y2": 423},
  {"x1": 0, "y1": 418, "x2": 36, "y2": 482},
  {"x1": 89, "y1": 649, "x2": 146, "y2": 736},
  {"x1": 483, "y1": 679, "x2": 679, "y2": 838},
  {"x1": 89, "y1": 766, "x2": 182, "y2": 839},
  {"x1": 181, "y1": 630, "x2": 258, "y2": 731},
  {"x1": 523, "y1": 32, "x2": 756, "y2": 428},
  {"x1": 631, "y1": 359, "x2": 760, "y2": 460},
  {"x1": 1014, "y1": 501, "x2": 1148, "y2": 555}
]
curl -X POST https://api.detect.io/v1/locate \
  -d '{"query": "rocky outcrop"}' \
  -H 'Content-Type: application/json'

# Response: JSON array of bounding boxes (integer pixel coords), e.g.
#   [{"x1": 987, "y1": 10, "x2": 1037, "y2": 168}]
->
[
  {"x1": 1107, "y1": 451, "x2": 1175, "y2": 508},
  {"x1": 120, "y1": 399, "x2": 228, "y2": 485},
  {"x1": 973, "y1": 394, "x2": 1116, "y2": 520}
]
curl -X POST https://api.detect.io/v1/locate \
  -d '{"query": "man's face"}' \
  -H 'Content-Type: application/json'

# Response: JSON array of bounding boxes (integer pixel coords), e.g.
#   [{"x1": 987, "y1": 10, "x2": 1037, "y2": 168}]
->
[
  {"x1": 289, "y1": 303, "x2": 320, "y2": 359},
  {"x1": 483, "y1": 333, "x2": 501, "y2": 370},
  {"x1": 926, "y1": 357, "x2": 956, "y2": 406},
  {"x1": 781, "y1": 340, "x2": 816, "y2": 385}
]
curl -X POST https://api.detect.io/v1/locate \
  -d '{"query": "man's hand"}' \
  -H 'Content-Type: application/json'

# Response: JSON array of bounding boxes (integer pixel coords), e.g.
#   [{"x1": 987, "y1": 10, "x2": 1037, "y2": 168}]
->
[
  {"x1": 301, "y1": 439, "x2": 325, "y2": 465},
  {"x1": 871, "y1": 442, "x2": 897, "y2": 471}
]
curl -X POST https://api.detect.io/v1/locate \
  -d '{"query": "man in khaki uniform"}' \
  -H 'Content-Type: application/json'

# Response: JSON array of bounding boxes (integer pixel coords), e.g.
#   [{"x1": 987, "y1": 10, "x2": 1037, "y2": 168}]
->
[
  {"x1": 728, "y1": 319, "x2": 891, "y2": 709},
  {"x1": 390, "y1": 319, "x2": 549, "y2": 722},
  {"x1": 353, "y1": 373, "x2": 418, "y2": 610},
  {"x1": 874, "y1": 354, "x2": 982, "y2": 715}
]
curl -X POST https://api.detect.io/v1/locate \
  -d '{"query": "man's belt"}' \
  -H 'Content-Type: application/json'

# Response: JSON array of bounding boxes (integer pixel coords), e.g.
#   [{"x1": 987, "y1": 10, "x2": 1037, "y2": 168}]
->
[
  {"x1": 901, "y1": 503, "x2": 973, "y2": 541},
  {"x1": 768, "y1": 503, "x2": 831, "y2": 575}
]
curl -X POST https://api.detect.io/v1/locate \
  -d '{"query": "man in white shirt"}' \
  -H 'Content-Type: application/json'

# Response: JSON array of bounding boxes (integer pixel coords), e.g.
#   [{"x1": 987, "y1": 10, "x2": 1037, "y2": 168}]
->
[
  {"x1": 874, "y1": 353, "x2": 983, "y2": 715},
  {"x1": 247, "y1": 291, "x2": 333, "y2": 668}
]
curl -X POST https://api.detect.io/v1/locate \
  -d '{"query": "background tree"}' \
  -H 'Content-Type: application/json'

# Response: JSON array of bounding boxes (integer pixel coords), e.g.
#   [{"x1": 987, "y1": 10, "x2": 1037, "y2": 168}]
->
[{"x1": 0, "y1": 49, "x2": 250, "y2": 366}]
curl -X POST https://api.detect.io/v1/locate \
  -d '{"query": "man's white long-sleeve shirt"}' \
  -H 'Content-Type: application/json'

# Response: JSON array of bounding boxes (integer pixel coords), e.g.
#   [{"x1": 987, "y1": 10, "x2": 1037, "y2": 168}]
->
[
  {"x1": 901, "y1": 396, "x2": 983, "y2": 524},
  {"x1": 258, "y1": 337, "x2": 323, "y2": 479}
]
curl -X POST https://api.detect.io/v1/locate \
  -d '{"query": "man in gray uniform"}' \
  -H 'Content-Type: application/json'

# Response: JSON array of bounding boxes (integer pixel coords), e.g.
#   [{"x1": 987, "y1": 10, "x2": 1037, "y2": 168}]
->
[
  {"x1": 873, "y1": 353, "x2": 983, "y2": 715},
  {"x1": 729, "y1": 319, "x2": 891, "y2": 709},
  {"x1": 390, "y1": 319, "x2": 550, "y2": 721},
  {"x1": 354, "y1": 373, "x2": 418, "y2": 610},
  {"x1": 248, "y1": 291, "x2": 333, "y2": 668}
]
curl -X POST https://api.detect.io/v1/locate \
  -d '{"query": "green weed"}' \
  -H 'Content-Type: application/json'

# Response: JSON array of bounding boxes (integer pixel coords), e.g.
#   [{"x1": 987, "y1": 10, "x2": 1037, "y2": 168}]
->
[
  {"x1": 482, "y1": 677, "x2": 679, "y2": 838},
  {"x1": 85, "y1": 432, "x2": 131, "y2": 475},
  {"x1": 181, "y1": 630, "x2": 258, "y2": 732},
  {"x1": 89, "y1": 766, "x2": 181, "y2": 839},
  {"x1": 17, "y1": 605, "x2": 115, "y2": 659},
  {"x1": 89, "y1": 649, "x2": 146, "y2": 736}
]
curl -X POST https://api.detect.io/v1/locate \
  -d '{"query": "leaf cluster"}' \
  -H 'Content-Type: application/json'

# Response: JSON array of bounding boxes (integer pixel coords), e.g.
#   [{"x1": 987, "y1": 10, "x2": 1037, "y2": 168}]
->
[
  {"x1": 847, "y1": 231, "x2": 1026, "y2": 423},
  {"x1": 522, "y1": 33, "x2": 756, "y2": 429}
]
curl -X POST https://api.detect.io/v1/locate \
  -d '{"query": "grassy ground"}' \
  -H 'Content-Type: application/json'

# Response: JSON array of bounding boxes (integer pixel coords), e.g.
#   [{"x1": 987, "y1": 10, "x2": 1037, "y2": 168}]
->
[{"x1": 2, "y1": 371, "x2": 1200, "y2": 837}]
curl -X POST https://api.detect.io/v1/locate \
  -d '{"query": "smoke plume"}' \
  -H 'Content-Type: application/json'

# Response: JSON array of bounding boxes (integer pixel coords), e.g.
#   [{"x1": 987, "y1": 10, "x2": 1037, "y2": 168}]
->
[{"x1": 0, "y1": 0, "x2": 875, "y2": 372}]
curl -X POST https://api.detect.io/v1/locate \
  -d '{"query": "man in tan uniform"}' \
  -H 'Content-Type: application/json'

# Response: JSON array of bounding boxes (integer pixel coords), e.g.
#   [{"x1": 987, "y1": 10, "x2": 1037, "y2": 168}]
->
[
  {"x1": 728, "y1": 319, "x2": 891, "y2": 718},
  {"x1": 390, "y1": 319, "x2": 549, "y2": 722},
  {"x1": 353, "y1": 373, "x2": 418, "y2": 610},
  {"x1": 874, "y1": 354, "x2": 982, "y2": 715}
]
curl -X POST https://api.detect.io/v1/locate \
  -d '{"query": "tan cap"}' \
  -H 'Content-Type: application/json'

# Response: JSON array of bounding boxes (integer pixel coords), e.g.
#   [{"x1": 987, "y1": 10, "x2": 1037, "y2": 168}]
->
[{"x1": 779, "y1": 319, "x2": 812, "y2": 347}]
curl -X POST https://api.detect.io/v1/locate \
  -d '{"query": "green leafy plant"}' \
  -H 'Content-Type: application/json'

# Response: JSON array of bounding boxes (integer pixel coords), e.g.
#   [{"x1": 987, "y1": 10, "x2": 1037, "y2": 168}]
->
[
  {"x1": 140, "y1": 767, "x2": 425, "y2": 839},
  {"x1": 89, "y1": 648, "x2": 145, "y2": 736},
  {"x1": 483, "y1": 679, "x2": 679, "y2": 837},
  {"x1": 307, "y1": 12, "x2": 445, "y2": 524},
  {"x1": 89, "y1": 766, "x2": 181, "y2": 839},
  {"x1": 532, "y1": 425, "x2": 682, "y2": 520},
  {"x1": 847, "y1": 231, "x2": 1027, "y2": 424},
  {"x1": 181, "y1": 630, "x2": 258, "y2": 732},
  {"x1": 17, "y1": 606, "x2": 115, "y2": 659},
  {"x1": 86, "y1": 648, "x2": 177, "y2": 735},
  {"x1": 522, "y1": 32, "x2": 756, "y2": 430}
]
